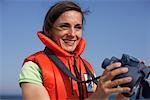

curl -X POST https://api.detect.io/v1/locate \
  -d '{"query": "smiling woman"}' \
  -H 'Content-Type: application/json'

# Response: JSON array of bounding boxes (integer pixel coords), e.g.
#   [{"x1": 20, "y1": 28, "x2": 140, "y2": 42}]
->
[
  {"x1": 19, "y1": 1, "x2": 95, "y2": 99},
  {"x1": 19, "y1": 1, "x2": 132, "y2": 100}
]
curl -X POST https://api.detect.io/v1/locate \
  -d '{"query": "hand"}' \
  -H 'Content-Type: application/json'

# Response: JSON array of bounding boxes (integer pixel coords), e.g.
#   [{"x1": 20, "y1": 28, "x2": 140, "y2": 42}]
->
[
  {"x1": 115, "y1": 93, "x2": 130, "y2": 100},
  {"x1": 89, "y1": 62, "x2": 132, "y2": 100}
]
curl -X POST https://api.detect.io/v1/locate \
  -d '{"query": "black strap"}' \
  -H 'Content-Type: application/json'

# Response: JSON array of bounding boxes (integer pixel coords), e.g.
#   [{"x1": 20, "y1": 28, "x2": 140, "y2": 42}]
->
[
  {"x1": 81, "y1": 58, "x2": 99, "y2": 85},
  {"x1": 73, "y1": 56, "x2": 84, "y2": 100},
  {"x1": 44, "y1": 47, "x2": 100, "y2": 84}
]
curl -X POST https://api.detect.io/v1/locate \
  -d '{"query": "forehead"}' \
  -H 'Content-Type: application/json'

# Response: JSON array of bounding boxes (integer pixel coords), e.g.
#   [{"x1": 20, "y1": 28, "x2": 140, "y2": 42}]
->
[{"x1": 54, "y1": 10, "x2": 82, "y2": 24}]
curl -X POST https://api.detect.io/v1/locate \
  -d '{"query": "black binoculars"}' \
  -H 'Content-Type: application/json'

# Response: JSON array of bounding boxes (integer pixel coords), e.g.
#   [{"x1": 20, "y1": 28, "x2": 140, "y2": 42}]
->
[{"x1": 101, "y1": 54, "x2": 150, "y2": 98}]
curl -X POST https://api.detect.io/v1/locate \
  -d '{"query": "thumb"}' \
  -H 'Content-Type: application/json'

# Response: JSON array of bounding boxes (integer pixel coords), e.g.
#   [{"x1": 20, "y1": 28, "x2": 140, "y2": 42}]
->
[{"x1": 115, "y1": 94, "x2": 129, "y2": 100}]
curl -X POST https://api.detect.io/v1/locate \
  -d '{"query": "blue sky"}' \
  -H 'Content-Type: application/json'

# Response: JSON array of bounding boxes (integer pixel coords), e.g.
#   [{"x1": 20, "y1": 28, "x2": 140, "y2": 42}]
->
[{"x1": 1, "y1": 0, "x2": 150, "y2": 95}]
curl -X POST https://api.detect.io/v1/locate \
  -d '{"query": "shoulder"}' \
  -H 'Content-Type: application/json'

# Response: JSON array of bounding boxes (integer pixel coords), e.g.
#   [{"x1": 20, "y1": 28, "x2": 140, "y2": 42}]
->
[
  {"x1": 82, "y1": 58, "x2": 91, "y2": 66},
  {"x1": 24, "y1": 51, "x2": 49, "y2": 66},
  {"x1": 25, "y1": 51, "x2": 45, "y2": 61},
  {"x1": 81, "y1": 58, "x2": 92, "y2": 67},
  {"x1": 22, "y1": 61, "x2": 42, "y2": 72},
  {"x1": 81, "y1": 58, "x2": 95, "y2": 73},
  {"x1": 19, "y1": 61, "x2": 42, "y2": 85}
]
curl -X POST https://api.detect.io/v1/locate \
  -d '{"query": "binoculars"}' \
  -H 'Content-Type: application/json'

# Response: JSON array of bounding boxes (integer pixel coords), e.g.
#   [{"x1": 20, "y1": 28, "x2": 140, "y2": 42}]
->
[{"x1": 101, "y1": 54, "x2": 150, "y2": 98}]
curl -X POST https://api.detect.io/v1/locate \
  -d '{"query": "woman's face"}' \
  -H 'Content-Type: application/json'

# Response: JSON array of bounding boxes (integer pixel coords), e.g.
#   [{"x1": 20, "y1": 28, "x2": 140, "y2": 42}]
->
[{"x1": 49, "y1": 10, "x2": 83, "y2": 52}]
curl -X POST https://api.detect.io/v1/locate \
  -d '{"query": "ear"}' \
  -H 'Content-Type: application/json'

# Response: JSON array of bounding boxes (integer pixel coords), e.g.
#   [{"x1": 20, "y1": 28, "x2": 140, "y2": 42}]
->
[
  {"x1": 45, "y1": 30, "x2": 52, "y2": 38},
  {"x1": 43, "y1": 27, "x2": 51, "y2": 38}
]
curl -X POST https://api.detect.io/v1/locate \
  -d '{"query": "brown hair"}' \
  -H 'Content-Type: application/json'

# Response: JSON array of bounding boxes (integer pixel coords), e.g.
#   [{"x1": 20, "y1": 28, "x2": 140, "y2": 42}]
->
[{"x1": 43, "y1": 0, "x2": 89, "y2": 36}]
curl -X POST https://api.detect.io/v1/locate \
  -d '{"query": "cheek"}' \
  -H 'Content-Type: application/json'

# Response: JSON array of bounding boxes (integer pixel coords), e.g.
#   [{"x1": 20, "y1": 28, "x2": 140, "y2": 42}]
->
[
  {"x1": 78, "y1": 31, "x2": 82, "y2": 38},
  {"x1": 51, "y1": 33, "x2": 62, "y2": 45}
]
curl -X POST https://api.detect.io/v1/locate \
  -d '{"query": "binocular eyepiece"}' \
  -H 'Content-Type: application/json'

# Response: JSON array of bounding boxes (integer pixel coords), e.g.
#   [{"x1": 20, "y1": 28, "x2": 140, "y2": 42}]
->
[{"x1": 102, "y1": 54, "x2": 150, "y2": 98}]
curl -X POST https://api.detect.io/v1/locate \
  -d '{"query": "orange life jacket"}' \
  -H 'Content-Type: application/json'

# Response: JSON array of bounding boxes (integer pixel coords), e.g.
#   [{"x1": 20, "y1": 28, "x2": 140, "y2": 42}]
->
[{"x1": 24, "y1": 32, "x2": 95, "y2": 100}]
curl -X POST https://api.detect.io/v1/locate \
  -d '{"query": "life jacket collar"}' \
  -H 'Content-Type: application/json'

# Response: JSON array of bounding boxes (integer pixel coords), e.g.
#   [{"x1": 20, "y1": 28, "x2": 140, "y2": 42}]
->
[{"x1": 37, "y1": 31, "x2": 86, "y2": 57}]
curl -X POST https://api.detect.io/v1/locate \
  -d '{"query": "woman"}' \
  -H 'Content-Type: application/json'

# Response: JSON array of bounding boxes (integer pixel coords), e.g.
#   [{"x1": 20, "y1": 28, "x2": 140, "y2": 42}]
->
[{"x1": 19, "y1": 1, "x2": 132, "y2": 100}]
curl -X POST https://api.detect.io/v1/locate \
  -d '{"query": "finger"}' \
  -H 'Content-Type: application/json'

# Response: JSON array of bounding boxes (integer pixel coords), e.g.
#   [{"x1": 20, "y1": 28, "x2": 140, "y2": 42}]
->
[
  {"x1": 105, "y1": 62, "x2": 121, "y2": 73},
  {"x1": 108, "y1": 77, "x2": 132, "y2": 88},
  {"x1": 102, "y1": 67, "x2": 128, "y2": 82},
  {"x1": 110, "y1": 67, "x2": 128, "y2": 79},
  {"x1": 100, "y1": 72, "x2": 113, "y2": 82},
  {"x1": 107, "y1": 87, "x2": 131, "y2": 94}
]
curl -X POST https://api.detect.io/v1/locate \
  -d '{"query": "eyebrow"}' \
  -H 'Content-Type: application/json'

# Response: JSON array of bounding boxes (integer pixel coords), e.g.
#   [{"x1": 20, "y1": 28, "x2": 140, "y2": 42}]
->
[
  {"x1": 58, "y1": 22, "x2": 82, "y2": 26},
  {"x1": 75, "y1": 24, "x2": 82, "y2": 26},
  {"x1": 60, "y1": 23, "x2": 70, "y2": 25}
]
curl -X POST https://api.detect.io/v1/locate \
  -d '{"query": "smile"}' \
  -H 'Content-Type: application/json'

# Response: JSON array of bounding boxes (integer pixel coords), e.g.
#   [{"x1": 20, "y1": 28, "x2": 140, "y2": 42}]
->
[{"x1": 62, "y1": 39, "x2": 76, "y2": 46}]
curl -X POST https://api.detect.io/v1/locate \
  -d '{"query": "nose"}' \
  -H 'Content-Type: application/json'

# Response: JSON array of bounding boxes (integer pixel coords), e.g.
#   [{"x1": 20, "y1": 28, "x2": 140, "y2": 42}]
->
[{"x1": 68, "y1": 27, "x2": 76, "y2": 36}]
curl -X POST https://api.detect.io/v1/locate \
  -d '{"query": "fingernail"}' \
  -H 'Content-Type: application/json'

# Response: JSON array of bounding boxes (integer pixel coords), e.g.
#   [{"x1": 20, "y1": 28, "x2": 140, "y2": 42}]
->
[
  {"x1": 116, "y1": 62, "x2": 121, "y2": 66},
  {"x1": 123, "y1": 68, "x2": 128, "y2": 72},
  {"x1": 128, "y1": 77, "x2": 132, "y2": 81}
]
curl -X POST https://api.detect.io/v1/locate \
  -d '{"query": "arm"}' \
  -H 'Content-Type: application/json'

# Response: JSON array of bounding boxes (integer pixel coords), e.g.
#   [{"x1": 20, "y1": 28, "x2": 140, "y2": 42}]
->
[
  {"x1": 21, "y1": 83, "x2": 50, "y2": 100},
  {"x1": 19, "y1": 61, "x2": 50, "y2": 100}
]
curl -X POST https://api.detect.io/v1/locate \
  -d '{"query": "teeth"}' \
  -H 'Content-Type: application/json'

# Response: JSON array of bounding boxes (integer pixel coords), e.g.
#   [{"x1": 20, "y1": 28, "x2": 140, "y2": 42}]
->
[{"x1": 63, "y1": 39, "x2": 75, "y2": 46}]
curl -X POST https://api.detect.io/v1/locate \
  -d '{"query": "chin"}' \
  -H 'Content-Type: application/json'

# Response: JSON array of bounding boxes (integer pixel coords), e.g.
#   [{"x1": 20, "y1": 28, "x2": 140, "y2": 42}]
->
[
  {"x1": 63, "y1": 46, "x2": 76, "y2": 52},
  {"x1": 65, "y1": 48, "x2": 75, "y2": 52}
]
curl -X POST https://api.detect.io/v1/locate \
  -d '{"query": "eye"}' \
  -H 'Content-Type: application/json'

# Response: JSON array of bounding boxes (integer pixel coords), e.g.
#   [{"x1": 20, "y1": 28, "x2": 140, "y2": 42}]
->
[
  {"x1": 76, "y1": 26, "x2": 82, "y2": 29},
  {"x1": 59, "y1": 24, "x2": 69, "y2": 30},
  {"x1": 75, "y1": 25, "x2": 82, "y2": 30}
]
